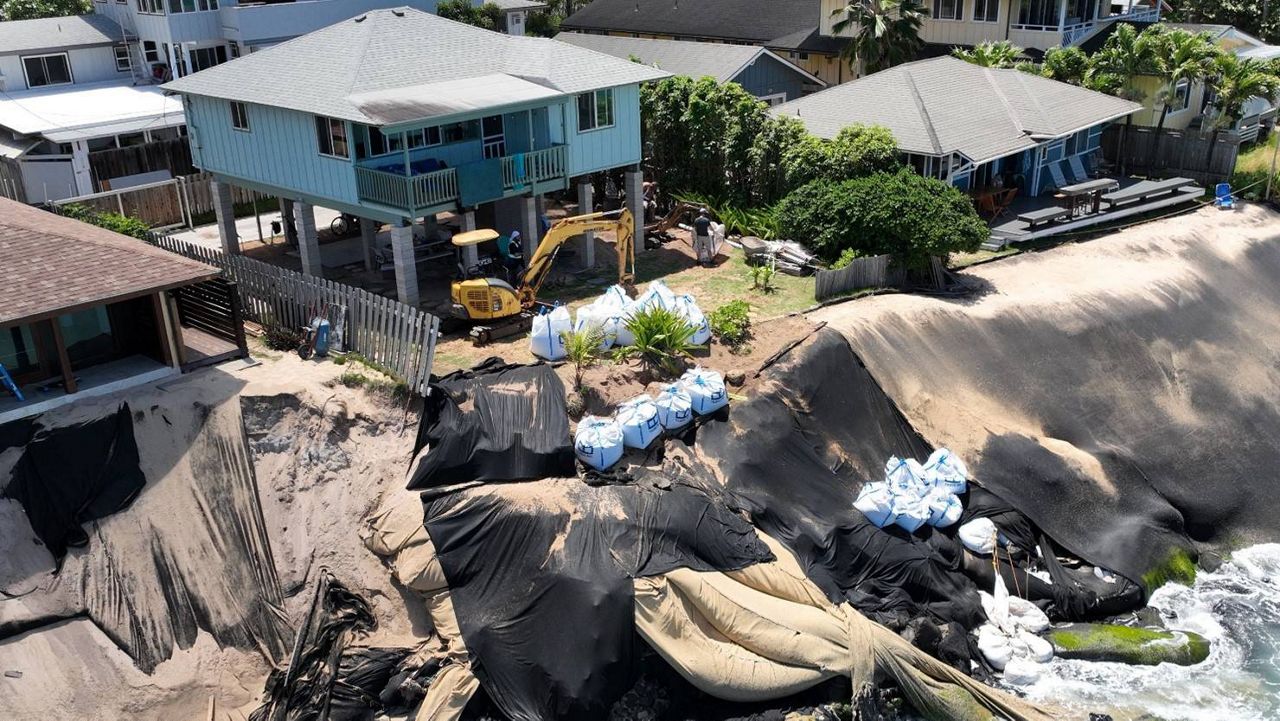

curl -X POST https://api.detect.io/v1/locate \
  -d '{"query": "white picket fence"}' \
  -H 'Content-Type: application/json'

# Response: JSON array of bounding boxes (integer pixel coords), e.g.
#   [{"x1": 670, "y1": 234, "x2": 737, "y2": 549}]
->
[{"x1": 146, "y1": 232, "x2": 441, "y2": 392}]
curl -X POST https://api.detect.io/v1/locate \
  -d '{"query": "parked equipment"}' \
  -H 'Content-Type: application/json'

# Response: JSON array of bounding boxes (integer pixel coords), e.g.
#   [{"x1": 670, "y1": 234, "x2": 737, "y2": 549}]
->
[{"x1": 450, "y1": 209, "x2": 636, "y2": 345}]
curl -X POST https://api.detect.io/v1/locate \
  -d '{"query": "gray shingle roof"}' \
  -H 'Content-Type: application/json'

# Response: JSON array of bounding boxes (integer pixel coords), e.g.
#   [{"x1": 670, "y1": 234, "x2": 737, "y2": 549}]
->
[
  {"x1": 0, "y1": 14, "x2": 125, "y2": 55},
  {"x1": 561, "y1": 0, "x2": 834, "y2": 52},
  {"x1": 554, "y1": 32, "x2": 815, "y2": 85},
  {"x1": 490, "y1": 0, "x2": 547, "y2": 9},
  {"x1": 164, "y1": 7, "x2": 669, "y2": 126},
  {"x1": 772, "y1": 57, "x2": 1141, "y2": 163}
]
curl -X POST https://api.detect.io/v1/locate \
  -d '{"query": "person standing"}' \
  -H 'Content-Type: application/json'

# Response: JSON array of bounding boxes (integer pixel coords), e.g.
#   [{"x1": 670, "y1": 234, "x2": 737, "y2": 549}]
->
[
  {"x1": 692, "y1": 208, "x2": 713, "y2": 267},
  {"x1": 499, "y1": 230, "x2": 524, "y2": 284}
]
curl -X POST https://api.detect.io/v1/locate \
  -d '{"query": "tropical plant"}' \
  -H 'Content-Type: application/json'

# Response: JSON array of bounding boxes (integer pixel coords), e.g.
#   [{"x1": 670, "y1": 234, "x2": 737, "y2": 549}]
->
[
  {"x1": 832, "y1": 248, "x2": 860, "y2": 269},
  {"x1": 1203, "y1": 54, "x2": 1280, "y2": 167},
  {"x1": 749, "y1": 263, "x2": 777, "y2": 293},
  {"x1": 674, "y1": 194, "x2": 782, "y2": 239},
  {"x1": 1039, "y1": 46, "x2": 1090, "y2": 85},
  {"x1": 747, "y1": 115, "x2": 810, "y2": 205},
  {"x1": 708, "y1": 300, "x2": 752, "y2": 348},
  {"x1": 952, "y1": 41, "x2": 1022, "y2": 69},
  {"x1": 830, "y1": 0, "x2": 928, "y2": 75},
  {"x1": 613, "y1": 306, "x2": 700, "y2": 375},
  {"x1": 1089, "y1": 23, "x2": 1162, "y2": 173},
  {"x1": 0, "y1": 0, "x2": 88, "y2": 20},
  {"x1": 436, "y1": 0, "x2": 502, "y2": 30},
  {"x1": 60, "y1": 204, "x2": 151, "y2": 240},
  {"x1": 1166, "y1": 0, "x2": 1279, "y2": 44},
  {"x1": 524, "y1": 9, "x2": 561, "y2": 37},
  {"x1": 781, "y1": 125, "x2": 900, "y2": 192},
  {"x1": 776, "y1": 170, "x2": 988, "y2": 270},
  {"x1": 560, "y1": 327, "x2": 605, "y2": 390},
  {"x1": 1150, "y1": 30, "x2": 1220, "y2": 157}
]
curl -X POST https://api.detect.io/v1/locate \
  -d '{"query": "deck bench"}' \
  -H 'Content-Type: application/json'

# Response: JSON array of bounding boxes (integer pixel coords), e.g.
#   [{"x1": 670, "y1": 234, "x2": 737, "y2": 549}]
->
[
  {"x1": 1102, "y1": 178, "x2": 1195, "y2": 208},
  {"x1": 1017, "y1": 206, "x2": 1072, "y2": 228}
]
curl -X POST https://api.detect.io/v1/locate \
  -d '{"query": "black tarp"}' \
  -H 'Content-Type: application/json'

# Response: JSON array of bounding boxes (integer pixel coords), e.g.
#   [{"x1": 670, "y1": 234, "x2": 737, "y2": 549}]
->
[
  {"x1": 408, "y1": 359, "x2": 576, "y2": 490},
  {"x1": 422, "y1": 479, "x2": 773, "y2": 721},
  {"x1": 3, "y1": 403, "x2": 144, "y2": 560}
]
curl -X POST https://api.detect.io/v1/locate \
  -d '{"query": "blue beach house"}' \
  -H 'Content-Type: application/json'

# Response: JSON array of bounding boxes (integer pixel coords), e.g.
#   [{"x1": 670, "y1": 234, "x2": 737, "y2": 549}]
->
[{"x1": 163, "y1": 7, "x2": 668, "y2": 306}]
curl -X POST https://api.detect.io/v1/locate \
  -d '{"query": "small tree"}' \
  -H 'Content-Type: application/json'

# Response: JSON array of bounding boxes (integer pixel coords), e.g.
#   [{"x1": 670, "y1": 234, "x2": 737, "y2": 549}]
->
[
  {"x1": 1088, "y1": 23, "x2": 1161, "y2": 173},
  {"x1": 1150, "y1": 30, "x2": 1220, "y2": 158},
  {"x1": 436, "y1": 0, "x2": 502, "y2": 30},
  {"x1": 560, "y1": 327, "x2": 605, "y2": 390},
  {"x1": 776, "y1": 170, "x2": 988, "y2": 270},
  {"x1": 614, "y1": 306, "x2": 700, "y2": 376},
  {"x1": 0, "y1": 0, "x2": 89, "y2": 20},
  {"x1": 952, "y1": 41, "x2": 1022, "y2": 69},
  {"x1": 780, "y1": 124, "x2": 900, "y2": 192},
  {"x1": 1039, "y1": 46, "x2": 1090, "y2": 85},
  {"x1": 747, "y1": 115, "x2": 810, "y2": 205},
  {"x1": 1203, "y1": 54, "x2": 1280, "y2": 167}
]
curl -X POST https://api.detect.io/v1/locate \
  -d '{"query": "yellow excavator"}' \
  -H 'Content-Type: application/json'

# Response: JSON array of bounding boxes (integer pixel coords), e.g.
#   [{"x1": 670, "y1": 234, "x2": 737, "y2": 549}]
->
[{"x1": 449, "y1": 209, "x2": 635, "y2": 344}]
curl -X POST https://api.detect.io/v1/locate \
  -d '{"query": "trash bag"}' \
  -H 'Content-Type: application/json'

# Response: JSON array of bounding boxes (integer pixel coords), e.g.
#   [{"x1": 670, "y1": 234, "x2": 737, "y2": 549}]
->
[
  {"x1": 616, "y1": 395, "x2": 661, "y2": 450},
  {"x1": 530, "y1": 306, "x2": 572, "y2": 360},
  {"x1": 673, "y1": 295, "x2": 712, "y2": 346},
  {"x1": 681, "y1": 367, "x2": 728, "y2": 415},
  {"x1": 575, "y1": 416, "x2": 624, "y2": 472},
  {"x1": 926, "y1": 487, "x2": 963, "y2": 528},
  {"x1": 655, "y1": 383, "x2": 694, "y2": 430},
  {"x1": 959, "y1": 517, "x2": 998, "y2": 555},
  {"x1": 854, "y1": 481, "x2": 897, "y2": 528},
  {"x1": 925, "y1": 448, "x2": 969, "y2": 495}
]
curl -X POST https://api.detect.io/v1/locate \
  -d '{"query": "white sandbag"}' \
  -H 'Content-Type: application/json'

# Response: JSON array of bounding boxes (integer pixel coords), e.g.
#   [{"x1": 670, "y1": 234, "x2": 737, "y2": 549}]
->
[
  {"x1": 891, "y1": 492, "x2": 931, "y2": 533},
  {"x1": 1020, "y1": 631, "x2": 1054, "y2": 663},
  {"x1": 655, "y1": 383, "x2": 693, "y2": 430},
  {"x1": 959, "y1": 517, "x2": 998, "y2": 556},
  {"x1": 635, "y1": 279, "x2": 677, "y2": 311},
  {"x1": 853, "y1": 481, "x2": 897, "y2": 528},
  {"x1": 616, "y1": 395, "x2": 662, "y2": 449},
  {"x1": 977, "y1": 623, "x2": 1012, "y2": 670},
  {"x1": 574, "y1": 415, "x2": 624, "y2": 472},
  {"x1": 925, "y1": 487, "x2": 963, "y2": 528},
  {"x1": 924, "y1": 447, "x2": 969, "y2": 495},
  {"x1": 673, "y1": 295, "x2": 712, "y2": 345},
  {"x1": 1093, "y1": 566, "x2": 1118, "y2": 584},
  {"x1": 614, "y1": 306, "x2": 638, "y2": 347},
  {"x1": 574, "y1": 304, "x2": 618, "y2": 351},
  {"x1": 530, "y1": 305, "x2": 571, "y2": 360},
  {"x1": 885, "y1": 456, "x2": 928, "y2": 497},
  {"x1": 681, "y1": 367, "x2": 728, "y2": 415},
  {"x1": 1002, "y1": 657, "x2": 1042, "y2": 686},
  {"x1": 599, "y1": 284, "x2": 631, "y2": 310},
  {"x1": 1007, "y1": 597, "x2": 1050, "y2": 634}
]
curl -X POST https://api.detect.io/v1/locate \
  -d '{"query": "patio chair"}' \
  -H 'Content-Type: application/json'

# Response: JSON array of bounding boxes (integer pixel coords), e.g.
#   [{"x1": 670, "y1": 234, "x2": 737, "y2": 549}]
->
[
  {"x1": 1214, "y1": 182, "x2": 1235, "y2": 210},
  {"x1": 1068, "y1": 156, "x2": 1089, "y2": 183},
  {"x1": 992, "y1": 187, "x2": 1018, "y2": 220}
]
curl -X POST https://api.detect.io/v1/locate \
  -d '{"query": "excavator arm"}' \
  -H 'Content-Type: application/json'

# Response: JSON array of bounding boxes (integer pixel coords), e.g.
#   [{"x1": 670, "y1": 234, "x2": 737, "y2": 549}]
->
[{"x1": 516, "y1": 209, "x2": 635, "y2": 307}]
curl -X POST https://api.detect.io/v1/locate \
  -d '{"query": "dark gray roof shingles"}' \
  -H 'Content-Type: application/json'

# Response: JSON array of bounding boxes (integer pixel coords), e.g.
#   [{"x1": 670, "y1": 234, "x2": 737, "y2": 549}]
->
[
  {"x1": 561, "y1": 0, "x2": 840, "y2": 52},
  {"x1": 0, "y1": 14, "x2": 125, "y2": 55}
]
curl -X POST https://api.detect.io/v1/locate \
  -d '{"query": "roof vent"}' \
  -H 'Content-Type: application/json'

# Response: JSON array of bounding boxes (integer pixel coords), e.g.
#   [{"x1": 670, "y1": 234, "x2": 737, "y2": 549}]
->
[
  {"x1": 392, "y1": 8, "x2": 405, "y2": 16},
  {"x1": 355, "y1": 14, "x2": 366, "y2": 21}
]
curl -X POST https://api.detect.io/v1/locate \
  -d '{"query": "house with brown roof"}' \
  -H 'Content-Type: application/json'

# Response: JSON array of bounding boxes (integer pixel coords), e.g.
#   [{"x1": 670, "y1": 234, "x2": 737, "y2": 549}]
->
[{"x1": 0, "y1": 198, "x2": 226, "y2": 422}]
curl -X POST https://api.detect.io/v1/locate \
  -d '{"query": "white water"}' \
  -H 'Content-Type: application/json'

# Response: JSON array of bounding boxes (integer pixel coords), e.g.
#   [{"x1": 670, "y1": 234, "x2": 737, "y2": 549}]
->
[{"x1": 1021, "y1": 544, "x2": 1280, "y2": 720}]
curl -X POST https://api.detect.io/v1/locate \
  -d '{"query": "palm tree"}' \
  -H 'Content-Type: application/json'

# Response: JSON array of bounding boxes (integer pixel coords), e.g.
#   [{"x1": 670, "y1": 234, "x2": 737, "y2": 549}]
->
[
  {"x1": 1040, "y1": 46, "x2": 1090, "y2": 85},
  {"x1": 830, "y1": 0, "x2": 929, "y2": 76},
  {"x1": 1203, "y1": 54, "x2": 1280, "y2": 170},
  {"x1": 952, "y1": 41, "x2": 1022, "y2": 69},
  {"x1": 1149, "y1": 30, "x2": 1220, "y2": 160},
  {"x1": 1088, "y1": 24, "x2": 1161, "y2": 174}
]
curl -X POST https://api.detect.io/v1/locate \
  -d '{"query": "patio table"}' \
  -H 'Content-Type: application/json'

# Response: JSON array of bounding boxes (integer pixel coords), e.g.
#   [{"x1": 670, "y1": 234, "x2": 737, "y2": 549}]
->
[{"x1": 1055, "y1": 178, "x2": 1120, "y2": 216}]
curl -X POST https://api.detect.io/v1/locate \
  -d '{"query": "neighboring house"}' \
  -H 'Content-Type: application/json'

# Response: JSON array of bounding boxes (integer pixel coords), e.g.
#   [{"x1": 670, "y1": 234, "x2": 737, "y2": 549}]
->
[
  {"x1": 560, "y1": 0, "x2": 850, "y2": 85},
  {"x1": 0, "y1": 15, "x2": 188, "y2": 201},
  {"x1": 163, "y1": 8, "x2": 668, "y2": 307},
  {"x1": 819, "y1": 0, "x2": 1160, "y2": 54},
  {"x1": 773, "y1": 56, "x2": 1140, "y2": 195},
  {"x1": 0, "y1": 197, "x2": 218, "y2": 424},
  {"x1": 492, "y1": 0, "x2": 547, "y2": 36},
  {"x1": 554, "y1": 33, "x2": 824, "y2": 103}
]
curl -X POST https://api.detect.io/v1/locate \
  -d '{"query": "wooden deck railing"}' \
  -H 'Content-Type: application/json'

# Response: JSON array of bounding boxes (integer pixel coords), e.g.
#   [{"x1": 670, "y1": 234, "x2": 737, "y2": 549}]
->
[
  {"x1": 411, "y1": 168, "x2": 458, "y2": 209},
  {"x1": 356, "y1": 145, "x2": 566, "y2": 212},
  {"x1": 502, "y1": 146, "x2": 567, "y2": 190}
]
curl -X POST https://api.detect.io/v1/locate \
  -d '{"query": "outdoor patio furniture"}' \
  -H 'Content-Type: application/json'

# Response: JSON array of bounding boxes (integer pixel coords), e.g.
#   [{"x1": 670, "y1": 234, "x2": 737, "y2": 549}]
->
[
  {"x1": 1017, "y1": 206, "x2": 1072, "y2": 228},
  {"x1": 1102, "y1": 177, "x2": 1196, "y2": 208},
  {"x1": 1068, "y1": 156, "x2": 1090, "y2": 183},
  {"x1": 1214, "y1": 183, "x2": 1235, "y2": 210},
  {"x1": 1057, "y1": 178, "x2": 1120, "y2": 215}
]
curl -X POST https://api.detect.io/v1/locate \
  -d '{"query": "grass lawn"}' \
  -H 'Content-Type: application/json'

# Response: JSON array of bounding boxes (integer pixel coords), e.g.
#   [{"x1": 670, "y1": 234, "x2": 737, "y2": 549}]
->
[{"x1": 1235, "y1": 133, "x2": 1278, "y2": 175}]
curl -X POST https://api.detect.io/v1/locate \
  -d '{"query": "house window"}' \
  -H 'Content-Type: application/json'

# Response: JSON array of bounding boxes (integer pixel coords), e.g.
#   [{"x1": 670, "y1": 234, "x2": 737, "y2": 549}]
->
[
  {"x1": 973, "y1": 0, "x2": 999, "y2": 21},
  {"x1": 114, "y1": 44, "x2": 131, "y2": 72},
  {"x1": 136, "y1": 0, "x2": 164, "y2": 14},
  {"x1": 315, "y1": 115, "x2": 349, "y2": 158},
  {"x1": 758, "y1": 93, "x2": 788, "y2": 106},
  {"x1": 577, "y1": 88, "x2": 614, "y2": 132},
  {"x1": 1171, "y1": 79, "x2": 1191, "y2": 112},
  {"x1": 481, "y1": 115, "x2": 506, "y2": 159},
  {"x1": 230, "y1": 102, "x2": 250, "y2": 131},
  {"x1": 791, "y1": 51, "x2": 809, "y2": 60},
  {"x1": 1017, "y1": 0, "x2": 1056, "y2": 26},
  {"x1": 933, "y1": 0, "x2": 962, "y2": 20},
  {"x1": 143, "y1": 41, "x2": 160, "y2": 63},
  {"x1": 22, "y1": 53, "x2": 72, "y2": 88},
  {"x1": 229, "y1": 41, "x2": 241, "y2": 59},
  {"x1": 167, "y1": 0, "x2": 217, "y2": 12},
  {"x1": 189, "y1": 46, "x2": 228, "y2": 72}
]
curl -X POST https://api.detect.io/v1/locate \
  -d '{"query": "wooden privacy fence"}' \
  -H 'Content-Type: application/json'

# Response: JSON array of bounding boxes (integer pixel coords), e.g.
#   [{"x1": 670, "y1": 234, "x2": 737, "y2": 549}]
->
[
  {"x1": 52, "y1": 172, "x2": 258, "y2": 229},
  {"x1": 146, "y1": 232, "x2": 441, "y2": 392},
  {"x1": 89, "y1": 138, "x2": 195, "y2": 190},
  {"x1": 813, "y1": 255, "x2": 948, "y2": 301},
  {"x1": 1101, "y1": 126, "x2": 1241, "y2": 186}
]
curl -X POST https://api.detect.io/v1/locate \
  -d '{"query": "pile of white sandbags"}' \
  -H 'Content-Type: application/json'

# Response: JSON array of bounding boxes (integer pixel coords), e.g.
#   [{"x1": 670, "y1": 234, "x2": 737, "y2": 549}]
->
[
  {"x1": 976, "y1": 575, "x2": 1053, "y2": 685},
  {"x1": 853, "y1": 448, "x2": 968, "y2": 533},
  {"x1": 546, "y1": 281, "x2": 710, "y2": 354}
]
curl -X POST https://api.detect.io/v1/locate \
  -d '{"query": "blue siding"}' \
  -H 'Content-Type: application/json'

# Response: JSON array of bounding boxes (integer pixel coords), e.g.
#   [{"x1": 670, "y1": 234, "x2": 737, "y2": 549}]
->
[
  {"x1": 731, "y1": 55, "x2": 808, "y2": 102},
  {"x1": 565, "y1": 84, "x2": 642, "y2": 177},
  {"x1": 186, "y1": 95, "x2": 358, "y2": 204}
]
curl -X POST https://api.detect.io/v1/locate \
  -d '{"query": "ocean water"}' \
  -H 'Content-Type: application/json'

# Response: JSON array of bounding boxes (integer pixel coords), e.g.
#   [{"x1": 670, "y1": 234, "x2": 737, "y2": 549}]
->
[{"x1": 1021, "y1": 544, "x2": 1280, "y2": 720}]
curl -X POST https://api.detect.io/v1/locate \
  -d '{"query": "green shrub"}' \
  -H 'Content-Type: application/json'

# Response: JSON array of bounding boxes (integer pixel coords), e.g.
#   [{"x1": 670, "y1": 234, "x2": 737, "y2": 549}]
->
[
  {"x1": 776, "y1": 169, "x2": 988, "y2": 269},
  {"x1": 749, "y1": 263, "x2": 776, "y2": 293},
  {"x1": 264, "y1": 326, "x2": 304, "y2": 351},
  {"x1": 781, "y1": 125, "x2": 901, "y2": 193},
  {"x1": 614, "y1": 305, "x2": 700, "y2": 375},
  {"x1": 675, "y1": 194, "x2": 781, "y2": 239},
  {"x1": 61, "y1": 204, "x2": 151, "y2": 240},
  {"x1": 1230, "y1": 168, "x2": 1279, "y2": 201},
  {"x1": 831, "y1": 248, "x2": 859, "y2": 270},
  {"x1": 337, "y1": 371, "x2": 368, "y2": 389},
  {"x1": 560, "y1": 326, "x2": 606, "y2": 390},
  {"x1": 708, "y1": 300, "x2": 752, "y2": 348}
]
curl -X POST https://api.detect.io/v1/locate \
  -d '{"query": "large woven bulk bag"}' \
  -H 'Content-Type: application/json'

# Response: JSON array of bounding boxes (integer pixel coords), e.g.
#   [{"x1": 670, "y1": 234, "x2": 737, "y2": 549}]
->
[
  {"x1": 574, "y1": 416, "x2": 624, "y2": 471},
  {"x1": 616, "y1": 395, "x2": 662, "y2": 449}
]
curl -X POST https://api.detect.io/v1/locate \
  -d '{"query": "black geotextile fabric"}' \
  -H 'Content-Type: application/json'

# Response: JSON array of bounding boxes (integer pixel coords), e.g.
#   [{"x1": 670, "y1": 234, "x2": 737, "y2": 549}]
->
[
  {"x1": 407, "y1": 358, "x2": 576, "y2": 490},
  {"x1": 421, "y1": 479, "x2": 773, "y2": 721},
  {"x1": 2, "y1": 403, "x2": 144, "y2": 560}
]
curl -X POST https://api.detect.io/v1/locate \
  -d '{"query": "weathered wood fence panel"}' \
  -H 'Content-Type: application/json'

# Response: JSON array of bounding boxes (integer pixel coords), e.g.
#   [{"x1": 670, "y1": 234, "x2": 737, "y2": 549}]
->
[
  {"x1": 814, "y1": 255, "x2": 894, "y2": 301},
  {"x1": 89, "y1": 138, "x2": 195, "y2": 189},
  {"x1": 146, "y1": 232, "x2": 440, "y2": 392},
  {"x1": 52, "y1": 172, "x2": 259, "y2": 228},
  {"x1": 1101, "y1": 126, "x2": 1240, "y2": 186}
]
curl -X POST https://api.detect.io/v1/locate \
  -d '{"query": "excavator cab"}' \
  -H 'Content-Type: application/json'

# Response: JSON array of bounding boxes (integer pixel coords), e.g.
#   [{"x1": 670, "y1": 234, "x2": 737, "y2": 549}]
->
[{"x1": 450, "y1": 229, "x2": 522, "y2": 322}]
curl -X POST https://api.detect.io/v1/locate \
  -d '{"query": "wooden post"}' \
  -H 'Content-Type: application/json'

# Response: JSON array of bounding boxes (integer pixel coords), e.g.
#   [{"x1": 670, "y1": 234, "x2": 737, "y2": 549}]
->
[
  {"x1": 152, "y1": 292, "x2": 177, "y2": 368},
  {"x1": 228, "y1": 281, "x2": 249, "y2": 358},
  {"x1": 49, "y1": 318, "x2": 77, "y2": 394}
]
